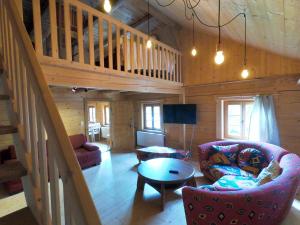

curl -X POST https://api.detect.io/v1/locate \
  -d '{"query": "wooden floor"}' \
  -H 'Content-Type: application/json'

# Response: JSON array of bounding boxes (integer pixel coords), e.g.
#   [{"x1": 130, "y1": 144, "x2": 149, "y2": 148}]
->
[
  {"x1": 0, "y1": 151, "x2": 300, "y2": 225},
  {"x1": 0, "y1": 207, "x2": 38, "y2": 225},
  {"x1": 83, "y1": 152, "x2": 300, "y2": 225}
]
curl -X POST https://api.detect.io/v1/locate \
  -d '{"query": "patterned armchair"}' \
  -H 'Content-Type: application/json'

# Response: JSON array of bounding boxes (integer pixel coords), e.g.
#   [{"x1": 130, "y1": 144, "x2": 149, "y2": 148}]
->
[{"x1": 182, "y1": 141, "x2": 300, "y2": 225}]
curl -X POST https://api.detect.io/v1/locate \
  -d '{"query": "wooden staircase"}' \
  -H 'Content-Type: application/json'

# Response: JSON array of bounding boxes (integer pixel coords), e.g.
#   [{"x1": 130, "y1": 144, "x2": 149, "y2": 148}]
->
[
  {"x1": 0, "y1": 0, "x2": 102, "y2": 225},
  {"x1": 0, "y1": 207, "x2": 39, "y2": 225}
]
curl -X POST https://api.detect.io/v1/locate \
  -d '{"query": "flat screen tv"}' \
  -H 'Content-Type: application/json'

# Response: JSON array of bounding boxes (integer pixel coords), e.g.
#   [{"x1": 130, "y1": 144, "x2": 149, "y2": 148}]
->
[{"x1": 163, "y1": 104, "x2": 197, "y2": 124}]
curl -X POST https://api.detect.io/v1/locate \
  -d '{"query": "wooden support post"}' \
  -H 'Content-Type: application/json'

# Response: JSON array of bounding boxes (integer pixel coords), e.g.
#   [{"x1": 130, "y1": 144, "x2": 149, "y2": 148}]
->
[
  {"x1": 88, "y1": 13, "x2": 95, "y2": 66},
  {"x1": 77, "y1": 8, "x2": 84, "y2": 64},
  {"x1": 64, "y1": 0, "x2": 72, "y2": 60},
  {"x1": 49, "y1": 0, "x2": 58, "y2": 58},
  {"x1": 98, "y1": 17, "x2": 104, "y2": 67},
  {"x1": 32, "y1": 0, "x2": 43, "y2": 56},
  {"x1": 116, "y1": 26, "x2": 121, "y2": 71},
  {"x1": 108, "y1": 22, "x2": 113, "y2": 69}
]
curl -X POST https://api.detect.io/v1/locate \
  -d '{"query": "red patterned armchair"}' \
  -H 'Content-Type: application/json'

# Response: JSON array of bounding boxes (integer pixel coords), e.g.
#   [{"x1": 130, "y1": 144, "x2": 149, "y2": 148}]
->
[{"x1": 182, "y1": 141, "x2": 300, "y2": 225}]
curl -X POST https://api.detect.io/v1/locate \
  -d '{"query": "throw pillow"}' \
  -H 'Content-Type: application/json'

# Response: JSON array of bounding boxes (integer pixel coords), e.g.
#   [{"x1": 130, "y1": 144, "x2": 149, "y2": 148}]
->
[
  {"x1": 256, "y1": 168, "x2": 273, "y2": 186},
  {"x1": 237, "y1": 148, "x2": 268, "y2": 175},
  {"x1": 208, "y1": 144, "x2": 239, "y2": 165},
  {"x1": 265, "y1": 160, "x2": 282, "y2": 179}
]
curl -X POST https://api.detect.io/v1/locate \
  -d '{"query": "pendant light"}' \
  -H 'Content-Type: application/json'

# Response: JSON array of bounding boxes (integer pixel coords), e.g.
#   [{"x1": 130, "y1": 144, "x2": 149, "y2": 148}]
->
[
  {"x1": 103, "y1": 0, "x2": 112, "y2": 13},
  {"x1": 191, "y1": 13, "x2": 197, "y2": 57},
  {"x1": 146, "y1": 0, "x2": 152, "y2": 49},
  {"x1": 214, "y1": 0, "x2": 224, "y2": 65},
  {"x1": 241, "y1": 13, "x2": 249, "y2": 79}
]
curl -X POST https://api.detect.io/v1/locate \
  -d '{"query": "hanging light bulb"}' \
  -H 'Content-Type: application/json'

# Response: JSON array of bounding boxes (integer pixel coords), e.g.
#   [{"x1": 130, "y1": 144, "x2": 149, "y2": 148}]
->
[
  {"x1": 104, "y1": 0, "x2": 112, "y2": 13},
  {"x1": 191, "y1": 47, "x2": 197, "y2": 57},
  {"x1": 146, "y1": 39, "x2": 152, "y2": 49},
  {"x1": 241, "y1": 68, "x2": 249, "y2": 79},
  {"x1": 214, "y1": 50, "x2": 224, "y2": 65}
]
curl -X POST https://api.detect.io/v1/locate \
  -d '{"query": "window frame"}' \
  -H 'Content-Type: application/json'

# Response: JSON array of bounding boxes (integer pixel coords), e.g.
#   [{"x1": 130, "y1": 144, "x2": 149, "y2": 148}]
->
[
  {"x1": 142, "y1": 103, "x2": 162, "y2": 131},
  {"x1": 104, "y1": 105, "x2": 110, "y2": 125},
  {"x1": 88, "y1": 106, "x2": 96, "y2": 122},
  {"x1": 220, "y1": 97, "x2": 254, "y2": 140}
]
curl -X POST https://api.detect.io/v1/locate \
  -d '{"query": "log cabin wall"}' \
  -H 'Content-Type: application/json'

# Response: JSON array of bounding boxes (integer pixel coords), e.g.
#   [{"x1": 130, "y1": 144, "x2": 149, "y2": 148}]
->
[
  {"x1": 178, "y1": 28, "x2": 300, "y2": 157},
  {"x1": 180, "y1": 29, "x2": 300, "y2": 85}
]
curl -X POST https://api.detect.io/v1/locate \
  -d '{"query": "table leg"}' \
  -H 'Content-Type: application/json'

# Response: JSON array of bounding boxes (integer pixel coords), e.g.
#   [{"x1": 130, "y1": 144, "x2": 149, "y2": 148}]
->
[
  {"x1": 160, "y1": 184, "x2": 165, "y2": 211},
  {"x1": 137, "y1": 175, "x2": 145, "y2": 191},
  {"x1": 186, "y1": 176, "x2": 197, "y2": 187}
]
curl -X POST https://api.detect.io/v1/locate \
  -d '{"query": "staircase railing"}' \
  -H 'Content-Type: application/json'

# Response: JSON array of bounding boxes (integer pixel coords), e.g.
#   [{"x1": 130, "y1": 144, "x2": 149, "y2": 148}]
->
[
  {"x1": 32, "y1": 0, "x2": 182, "y2": 83},
  {"x1": 0, "y1": 1, "x2": 101, "y2": 225}
]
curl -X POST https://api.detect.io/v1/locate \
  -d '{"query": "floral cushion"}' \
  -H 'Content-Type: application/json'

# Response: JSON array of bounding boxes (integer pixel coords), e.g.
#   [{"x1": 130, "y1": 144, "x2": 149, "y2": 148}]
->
[
  {"x1": 264, "y1": 160, "x2": 282, "y2": 179},
  {"x1": 208, "y1": 164, "x2": 255, "y2": 180},
  {"x1": 237, "y1": 148, "x2": 268, "y2": 175},
  {"x1": 208, "y1": 144, "x2": 239, "y2": 165},
  {"x1": 213, "y1": 175, "x2": 258, "y2": 191},
  {"x1": 256, "y1": 169, "x2": 273, "y2": 186}
]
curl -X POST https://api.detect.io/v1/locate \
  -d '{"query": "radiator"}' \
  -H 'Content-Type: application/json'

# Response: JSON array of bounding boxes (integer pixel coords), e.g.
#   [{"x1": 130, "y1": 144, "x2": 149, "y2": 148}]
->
[
  {"x1": 101, "y1": 126, "x2": 110, "y2": 139},
  {"x1": 136, "y1": 131, "x2": 165, "y2": 147}
]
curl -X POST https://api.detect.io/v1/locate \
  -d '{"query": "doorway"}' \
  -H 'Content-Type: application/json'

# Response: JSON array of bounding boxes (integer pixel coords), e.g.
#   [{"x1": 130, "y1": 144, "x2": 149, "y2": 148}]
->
[{"x1": 85, "y1": 100, "x2": 111, "y2": 152}]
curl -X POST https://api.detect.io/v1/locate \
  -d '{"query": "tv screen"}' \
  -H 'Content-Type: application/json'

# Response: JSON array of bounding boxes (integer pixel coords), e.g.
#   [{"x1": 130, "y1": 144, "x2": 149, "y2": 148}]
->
[{"x1": 163, "y1": 104, "x2": 197, "y2": 124}]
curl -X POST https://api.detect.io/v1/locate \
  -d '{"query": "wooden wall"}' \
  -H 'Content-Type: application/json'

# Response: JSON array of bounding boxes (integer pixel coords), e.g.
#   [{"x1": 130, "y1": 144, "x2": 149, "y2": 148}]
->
[
  {"x1": 126, "y1": 29, "x2": 300, "y2": 158},
  {"x1": 180, "y1": 29, "x2": 300, "y2": 86}
]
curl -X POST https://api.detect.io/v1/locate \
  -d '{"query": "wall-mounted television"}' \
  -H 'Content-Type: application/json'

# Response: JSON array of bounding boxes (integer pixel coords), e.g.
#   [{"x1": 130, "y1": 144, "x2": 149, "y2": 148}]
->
[{"x1": 163, "y1": 104, "x2": 197, "y2": 124}]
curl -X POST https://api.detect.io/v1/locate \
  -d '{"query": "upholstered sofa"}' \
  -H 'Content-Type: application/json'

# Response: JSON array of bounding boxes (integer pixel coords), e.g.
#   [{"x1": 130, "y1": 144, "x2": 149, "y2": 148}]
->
[
  {"x1": 182, "y1": 140, "x2": 300, "y2": 225},
  {"x1": 0, "y1": 145, "x2": 23, "y2": 194},
  {"x1": 69, "y1": 134, "x2": 101, "y2": 169}
]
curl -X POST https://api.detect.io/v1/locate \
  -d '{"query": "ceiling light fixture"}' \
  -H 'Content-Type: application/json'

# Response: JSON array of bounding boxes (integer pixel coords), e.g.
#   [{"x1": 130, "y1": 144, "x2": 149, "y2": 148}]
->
[
  {"x1": 241, "y1": 13, "x2": 249, "y2": 79},
  {"x1": 155, "y1": 0, "x2": 251, "y2": 75},
  {"x1": 191, "y1": 13, "x2": 197, "y2": 57},
  {"x1": 147, "y1": 0, "x2": 152, "y2": 49},
  {"x1": 104, "y1": 0, "x2": 112, "y2": 13}
]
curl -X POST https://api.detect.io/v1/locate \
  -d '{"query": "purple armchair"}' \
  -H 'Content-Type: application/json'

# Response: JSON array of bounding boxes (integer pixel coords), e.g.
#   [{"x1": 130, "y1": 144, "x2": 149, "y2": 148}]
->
[{"x1": 182, "y1": 141, "x2": 300, "y2": 225}]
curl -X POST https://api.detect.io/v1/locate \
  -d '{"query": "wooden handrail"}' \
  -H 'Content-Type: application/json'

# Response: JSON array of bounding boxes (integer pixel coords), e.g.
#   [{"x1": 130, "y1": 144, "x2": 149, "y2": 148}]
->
[
  {"x1": 31, "y1": 0, "x2": 182, "y2": 83},
  {"x1": 0, "y1": 0, "x2": 101, "y2": 224}
]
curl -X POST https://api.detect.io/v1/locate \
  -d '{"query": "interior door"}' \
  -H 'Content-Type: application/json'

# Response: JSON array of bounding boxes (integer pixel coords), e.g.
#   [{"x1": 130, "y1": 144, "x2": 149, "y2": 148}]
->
[{"x1": 110, "y1": 101, "x2": 135, "y2": 151}]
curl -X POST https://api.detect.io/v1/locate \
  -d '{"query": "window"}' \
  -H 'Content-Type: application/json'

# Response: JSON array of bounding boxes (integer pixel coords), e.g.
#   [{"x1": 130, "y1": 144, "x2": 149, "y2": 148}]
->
[
  {"x1": 89, "y1": 106, "x2": 96, "y2": 122},
  {"x1": 143, "y1": 103, "x2": 162, "y2": 130},
  {"x1": 218, "y1": 98, "x2": 254, "y2": 140},
  {"x1": 104, "y1": 105, "x2": 110, "y2": 125}
]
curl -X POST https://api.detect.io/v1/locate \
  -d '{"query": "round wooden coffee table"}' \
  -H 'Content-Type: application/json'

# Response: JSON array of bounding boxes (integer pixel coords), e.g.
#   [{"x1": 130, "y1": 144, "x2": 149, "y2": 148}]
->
[{"x1": 137, "y1": 158, "x2": 196, "y2": 210}]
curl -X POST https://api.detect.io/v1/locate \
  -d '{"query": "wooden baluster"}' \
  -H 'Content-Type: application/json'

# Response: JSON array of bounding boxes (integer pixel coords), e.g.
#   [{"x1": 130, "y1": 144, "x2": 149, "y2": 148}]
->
[
  {"x1": 14, "y1": 40, "x2": 23, "y2": 126},
  {"x1": 162, "y1": 48, "x2": 166, "y2": 80},
  {"x1": 167, "y1": 50, "x2": 170, "y2": 80},
  {"x1": 153, "y1": 43, "x2": 157, "y2": 78},
  {"x1": 142, "y1": 38, "x2": 146, "y2": 76},
  {"x1": 175, "y1": 53, "x2": 179, "y2": 82},
  {"x1": 116, "y1": 26, "x2": 121, "y2": 71},
  {"x1": 123, "y1": 30, "x2": 128, "y2": 73},
  {"x1": 49, "y1": 0, "x2": 58, "y2": 58},
  {"x1": 0, "y1": 2, "x2": 5, "y2": 56},
  {"x1": 77, "y1": 7, "x2": 84, "y2": 64},
  {"x1": 179, "y1": 54, "x2": 182, "y2": 82},
  {"x1": 98, "y1": 16, "x2": 104, "y2": 67},
  {"x1": 88, "y1": 13, "x2": 94, "y2": 66},
  {"x1": 48, "y1": 137, "x2": 62, "y2": 225},
  {"x1": 171, "y1": 52, "x2": 174, "y2": 81},
  {"x1": 147, "y1": 42, "x2": 151, "y2": 77},
  {"x1": 26, "y1": 73, "x2": 40, "y2": 185},
  {"x1": 64, "y1": 0, "x2": 72, "y2": 60},
  {"x1": 157, "y1": 46, "x2": 161, "y2": 79},
  {"x1": 32, "y1": 0, "x2": 43, "y2": 56},
  {"x1": 108, "y1": 22, "x2": 113, "y2": 69},
  {"x1": 36, "y1": 112, "x2": 50, "y2": 225},
  {"x1": 130, "y1": 33, "x2": 135, "y2": 74},
  {"x1": 14, "y1": 0, "x2": 23, "y2": 21},
  {"x1": 136, "y1": 36, "x2": 141, "y2": 75},
  {"x1": 63, "y1": 180, "x2": 73, "y2": 225}
]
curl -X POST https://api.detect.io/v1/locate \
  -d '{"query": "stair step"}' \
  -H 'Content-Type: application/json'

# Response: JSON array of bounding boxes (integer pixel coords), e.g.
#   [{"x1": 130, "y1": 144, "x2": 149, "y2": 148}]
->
[
  {"x1": 0, "y1": 207, "x2": 39, "y2": 225},
  {"x1": 0, "y1": 160, "x2": 27, "y2": 183},
  {"x1": 0, "y1": 125, "x2": 18, "y2": 135},
  {"x1": 0, "y1": 94, "x2": 9, "y2": 100}
]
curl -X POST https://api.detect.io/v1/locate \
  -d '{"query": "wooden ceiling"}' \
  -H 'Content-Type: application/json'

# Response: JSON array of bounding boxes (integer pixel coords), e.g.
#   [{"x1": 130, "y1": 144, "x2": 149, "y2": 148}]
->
[{"x1": 150, "y1": 0, "x2": 300, "y2": 59}]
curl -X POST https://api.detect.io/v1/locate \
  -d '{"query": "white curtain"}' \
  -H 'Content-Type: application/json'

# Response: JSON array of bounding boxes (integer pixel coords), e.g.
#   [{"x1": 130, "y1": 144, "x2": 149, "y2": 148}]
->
[{"x1": 248, "y1": 95, "x2": 280, "y2": 145}]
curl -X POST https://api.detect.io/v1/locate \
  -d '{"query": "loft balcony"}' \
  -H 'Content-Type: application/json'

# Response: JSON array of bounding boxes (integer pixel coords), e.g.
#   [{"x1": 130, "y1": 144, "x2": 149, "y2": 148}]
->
[{"x1": 29, "y1": 0, "x2": 183, "y2": 94}]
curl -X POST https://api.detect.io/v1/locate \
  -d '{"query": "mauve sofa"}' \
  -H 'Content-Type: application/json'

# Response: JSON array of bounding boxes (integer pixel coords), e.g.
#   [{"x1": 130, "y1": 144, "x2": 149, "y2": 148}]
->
[
  {"x1": 182, "y1": 140, "x2": 300, "y2": 225},
  {"x1": 69, "y1": 134, "x2": 101, "y2": 169}
]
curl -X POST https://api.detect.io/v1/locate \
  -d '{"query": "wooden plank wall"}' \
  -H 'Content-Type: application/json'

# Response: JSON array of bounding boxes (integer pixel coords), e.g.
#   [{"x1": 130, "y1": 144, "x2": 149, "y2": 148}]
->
[
  {"x1": 180, "y1": 28, "x2": 300, "y2": 86},
  {"x1": 183, "y1": 75, "x2": 300, "y2": 157}
]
